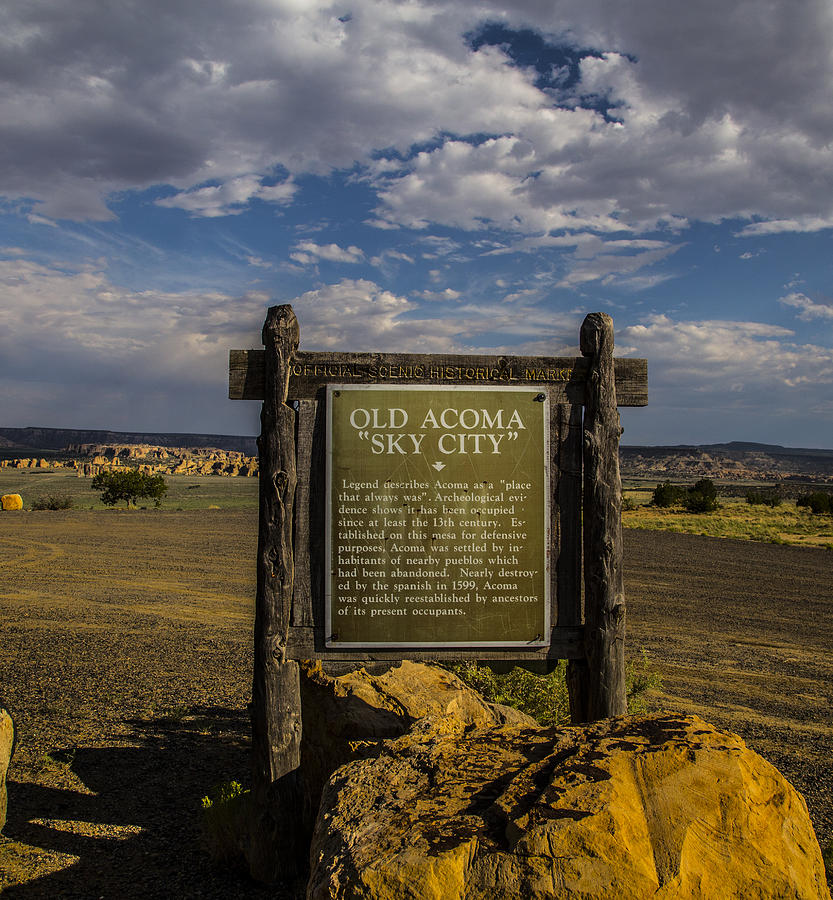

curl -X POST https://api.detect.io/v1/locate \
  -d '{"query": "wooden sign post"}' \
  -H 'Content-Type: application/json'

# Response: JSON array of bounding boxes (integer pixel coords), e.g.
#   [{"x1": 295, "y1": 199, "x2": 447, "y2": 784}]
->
[{"x1": 230, "y1": 305, "x2": 647, "y2": 881}]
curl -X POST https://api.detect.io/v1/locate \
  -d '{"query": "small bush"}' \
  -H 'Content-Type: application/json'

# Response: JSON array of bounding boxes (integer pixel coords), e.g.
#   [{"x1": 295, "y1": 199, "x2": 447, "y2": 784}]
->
[
  {"x1": 31, "y1": 494, "x2": 74, "y2": 510},
  {"x1": 201, "y1": 780, "x2": 249, "y2": 867},
  {"x1": 451, "y1": 660, "x2": 571, "y2": 726},
  {"x1": 450, "y1": 651, "x2": 662, "y2": 724},
  {"x1": 746, "y1": 489, "x2": 782, "y2": 507},
  {"x1": 690, "y1": 479, "x2": 717, "y2": 501},
  {"x1": 684, "y1": 490, "x2": 719, "y2": 513},
  {"x1": 652, "y1": 479, "x2": 720, "y2": 512},
  {"x1": 651, "y1": 481, "x2": 685, "y2": 508},
  {"x1": 797, "y1": 492, "x2": 832, "y2": 515}
]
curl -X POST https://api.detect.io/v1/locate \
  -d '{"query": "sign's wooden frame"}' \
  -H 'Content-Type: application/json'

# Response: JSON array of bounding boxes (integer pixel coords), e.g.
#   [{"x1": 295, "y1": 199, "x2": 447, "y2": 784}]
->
[{"x1": 229, "y1": 305, "x2": 647, "y2": 881}]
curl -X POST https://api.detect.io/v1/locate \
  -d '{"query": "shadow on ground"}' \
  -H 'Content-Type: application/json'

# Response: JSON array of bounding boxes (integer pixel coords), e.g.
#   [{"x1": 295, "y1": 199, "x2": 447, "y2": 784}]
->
[{"x1": 1, "y1": 706, "x2": 296, "y2": 899}]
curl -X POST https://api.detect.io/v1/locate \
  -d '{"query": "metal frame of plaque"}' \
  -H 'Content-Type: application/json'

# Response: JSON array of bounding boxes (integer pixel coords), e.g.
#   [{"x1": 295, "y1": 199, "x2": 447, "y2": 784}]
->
[{"x1": 325, "y1": 384, "x2": 550, "y2": 649}]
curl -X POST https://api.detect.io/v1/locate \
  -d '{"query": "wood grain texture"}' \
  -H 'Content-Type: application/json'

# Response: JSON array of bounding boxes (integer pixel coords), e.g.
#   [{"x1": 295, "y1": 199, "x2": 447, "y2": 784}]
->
[
  {"x1": 230, "y1": 349, "x2": 648, "y2": 406},
  {"x1": 290, "y1": 398, "x2": 327, "y2": 630},
  {"x1": 548, "y1": 399, "x2": 561, "y2": 634},
  {"x1": 555, "y1": 403, "x2": 583, "y2": 628},
  {"x1": 249, "y1": 305, "x2": 305, "y2": 884},
  {"x1": 559, "y1": 402, "x2": 587, "y2": 725},
  {"x1": 579, "y1": 312, "x2": 628, "y2": 721},
  {"x1": 291, "y1": 400, "x2": 315, "y2": 628}
]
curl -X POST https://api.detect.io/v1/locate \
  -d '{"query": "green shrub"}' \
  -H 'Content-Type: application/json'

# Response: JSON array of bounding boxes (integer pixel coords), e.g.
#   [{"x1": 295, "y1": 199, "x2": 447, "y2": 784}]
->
[
  {"x1": 450, "y1": 660, "x2": 571, "y2": 727},
  {"x1": 684, "y1": 490, "x2": 719, "y2": 513},
  {"x1": 797, "y1": 492, "x2": 832, "y2": 515},
  {"x1": 746, "y1": 489, "x2": 782, "y2": 507},
  {"x1": 450, "y1": 651, "x2": 662, "y2": 725},
  {"x1": 31, "y1": 494, "x2": 74, "y2": 510},
  {"x1": 690, "y1": 479, "x2": 717, "y2": 501},
  {"x1": 652, "y1": 479, "x2": 720, "y2": 512},
  {"x1": 201, "y1": 780, "x2": 249, "y2": 867},
  {"x1": 651, "y1": 481, "x2": 685, "y2": 508}
]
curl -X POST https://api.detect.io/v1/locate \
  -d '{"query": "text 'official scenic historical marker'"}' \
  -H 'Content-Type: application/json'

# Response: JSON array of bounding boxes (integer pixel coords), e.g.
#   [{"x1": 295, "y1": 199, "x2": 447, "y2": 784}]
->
[{"x1": 326, "y1": 385, "x2": 550, "y2": 647}]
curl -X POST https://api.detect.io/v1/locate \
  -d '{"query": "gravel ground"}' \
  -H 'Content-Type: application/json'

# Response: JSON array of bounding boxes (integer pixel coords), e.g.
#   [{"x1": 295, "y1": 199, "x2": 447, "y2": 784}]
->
[{"x1": 0, "y1": 511, "x2": 831, "y2": 896}]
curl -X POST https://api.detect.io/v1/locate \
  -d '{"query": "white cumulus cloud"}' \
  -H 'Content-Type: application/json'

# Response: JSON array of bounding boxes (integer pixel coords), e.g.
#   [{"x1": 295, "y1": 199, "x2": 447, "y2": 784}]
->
[
  {"x1": 156, "y1": 176, "x2": 296, "y2": 217},
  {"x1": 289, "y1": 242, "x2": 365, "y2": 266},
  {"x1": 779, "y1": 292, "x2": 833, "y2": 321}
]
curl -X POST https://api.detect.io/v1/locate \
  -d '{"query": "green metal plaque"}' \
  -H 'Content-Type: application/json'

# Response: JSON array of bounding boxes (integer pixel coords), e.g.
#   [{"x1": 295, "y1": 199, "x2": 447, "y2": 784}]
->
[{"x1": 326, "y1": 385, "x2": 550, "y2": 647}]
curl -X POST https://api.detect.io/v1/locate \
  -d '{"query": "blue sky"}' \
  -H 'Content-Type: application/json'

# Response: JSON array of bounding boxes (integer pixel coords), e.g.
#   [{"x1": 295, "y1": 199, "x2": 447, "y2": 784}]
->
[{"x1": 2, "y1": 1, "x2": 832, "y2": 447}]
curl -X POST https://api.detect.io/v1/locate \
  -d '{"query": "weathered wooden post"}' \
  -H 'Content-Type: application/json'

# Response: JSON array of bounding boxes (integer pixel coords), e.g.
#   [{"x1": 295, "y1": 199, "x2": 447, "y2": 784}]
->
[
  {"x1": 248, "y1": 304, "x2": 304, "y2": 883},
  {"x1": 579, "y1": 312, "x2": 628, "y2": 719}
]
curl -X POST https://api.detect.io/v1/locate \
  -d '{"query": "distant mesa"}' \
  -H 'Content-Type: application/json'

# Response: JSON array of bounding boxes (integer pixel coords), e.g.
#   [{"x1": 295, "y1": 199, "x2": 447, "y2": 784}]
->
[
  {"x1": 0, "y1": 428, "x2": 258, "y2": 478},
  {"x1": 620, "y1": 441, "x2": 833, "y2": 484},
  {"x1": 0, "y1": 426, "x2": 257, "y2": 455}
]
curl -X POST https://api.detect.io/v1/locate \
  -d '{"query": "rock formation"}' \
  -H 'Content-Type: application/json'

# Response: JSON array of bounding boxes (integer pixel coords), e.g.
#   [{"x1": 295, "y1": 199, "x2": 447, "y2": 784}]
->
[
  {"x1": 306, "y1": 681, "x2": 830, "y2": 900},
  {"x1": 0, "y1": 706, "x2": 14, "y2": 833},
  {"x1": 620, "y1": 444, "x2": 833, "y2": 484},
  {"x1": 1, "y1": 493, "x2": 23, "y2": 510},
  {"x1": 298, "y1": 661, "x2": 534, "y2": 829}
]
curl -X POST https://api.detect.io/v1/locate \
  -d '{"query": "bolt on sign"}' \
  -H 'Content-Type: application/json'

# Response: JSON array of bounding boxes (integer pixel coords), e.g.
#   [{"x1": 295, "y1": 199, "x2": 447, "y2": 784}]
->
[{"x1": 326, "y1": 385, "x2": 550, "y2": 648}]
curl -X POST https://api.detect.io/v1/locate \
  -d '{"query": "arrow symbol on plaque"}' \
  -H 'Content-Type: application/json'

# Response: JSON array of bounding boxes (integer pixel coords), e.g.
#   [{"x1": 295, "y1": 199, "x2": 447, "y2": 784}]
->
[{"x1": 432, "y1": 461, "x2": 446, "y2": 471}]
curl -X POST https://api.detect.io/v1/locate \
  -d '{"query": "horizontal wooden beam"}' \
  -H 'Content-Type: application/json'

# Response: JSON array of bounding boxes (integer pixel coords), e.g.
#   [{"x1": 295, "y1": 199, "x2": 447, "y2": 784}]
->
[
  {"x1": 230, "y1": 350, "x2": 648, "y2": 407},
  {"x1": 286, "y1": 625, "x2": 586, "y2": 661}
]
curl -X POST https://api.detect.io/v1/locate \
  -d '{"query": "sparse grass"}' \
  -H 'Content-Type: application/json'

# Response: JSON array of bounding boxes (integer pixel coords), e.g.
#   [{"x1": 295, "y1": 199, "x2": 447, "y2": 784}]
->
[
  {"x1": 623, "y1": 497, "x2": 833, "y2": 548},
  {"x1": 625, "y1": 649, "x2": 664, "y2": 715},
  {"x1": 201, "y1": 780, "x2": 249, "y2": 868},
  {"x1": 157, "y1": 703, "x2": 191, "y2": 722},
  {"x1": 43, "y1": 748, "x2": 76, "y2": 766}
]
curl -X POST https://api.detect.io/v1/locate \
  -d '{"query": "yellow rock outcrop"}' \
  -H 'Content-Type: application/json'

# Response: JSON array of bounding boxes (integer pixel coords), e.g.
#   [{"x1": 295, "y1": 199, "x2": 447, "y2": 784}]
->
[
  {"x1": 307, "y1": 701, "x2": 831, "y2": 900},
  {"x1": 1, "y1": 494, "x2": 23, "y2": 510}
]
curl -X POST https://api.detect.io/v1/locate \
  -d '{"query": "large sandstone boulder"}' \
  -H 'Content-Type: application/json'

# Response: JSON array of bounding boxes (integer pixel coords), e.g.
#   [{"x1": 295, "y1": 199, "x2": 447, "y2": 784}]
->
[
  {"x1": 0, "y1": 706, "x2": 14, "y2": 833},
  {"x1": 299, "y1": 661, "x2": 534, "y2": 830},
  {"x1": 308, "y1": 712, "x2": 830, "y2": 900},
  {"x1": 1, "y1": 493, "x2": 23, "y2": 510}
]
